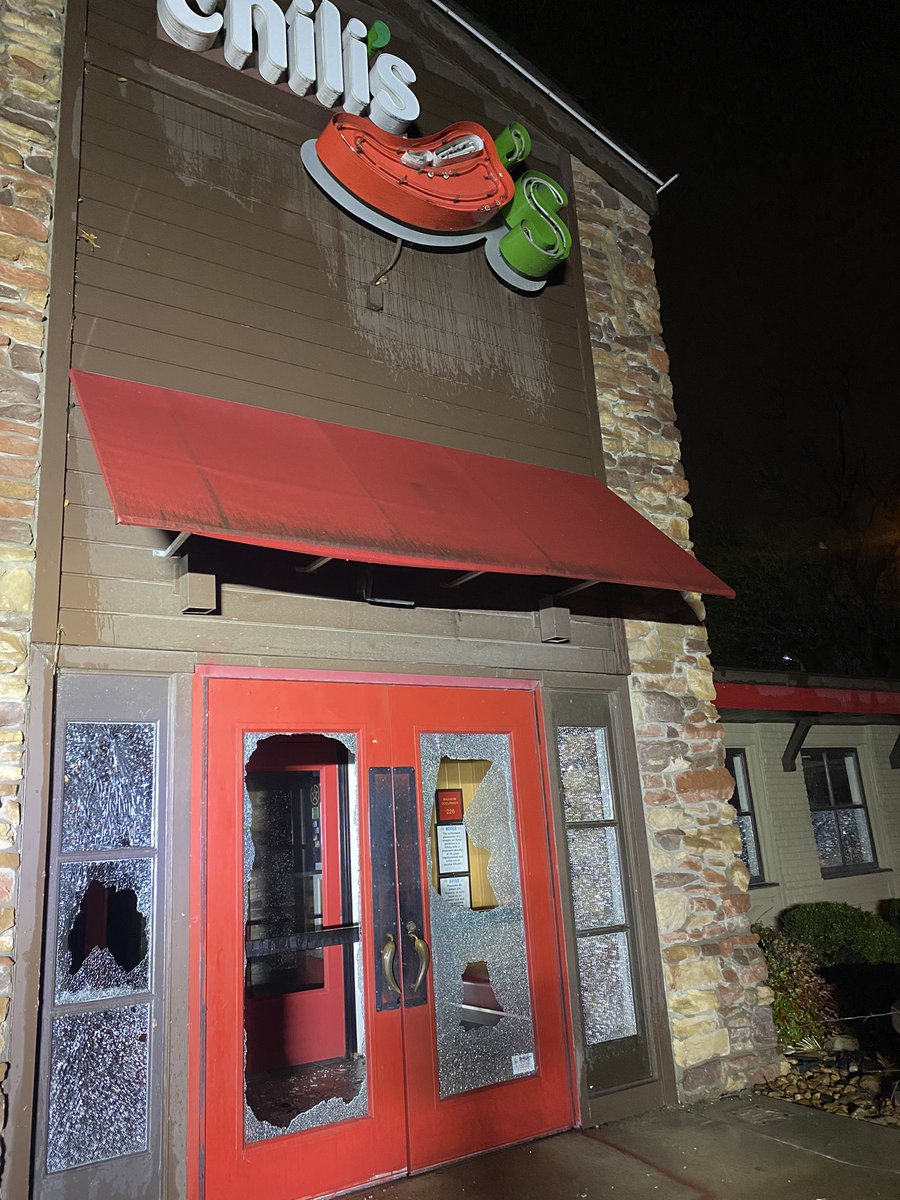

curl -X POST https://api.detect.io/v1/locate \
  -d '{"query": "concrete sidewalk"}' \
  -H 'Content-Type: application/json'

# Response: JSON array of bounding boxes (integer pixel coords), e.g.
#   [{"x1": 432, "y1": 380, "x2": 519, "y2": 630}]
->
[{"x1": 354, "y1": 1095, "x2": 900, "y2": 1199}]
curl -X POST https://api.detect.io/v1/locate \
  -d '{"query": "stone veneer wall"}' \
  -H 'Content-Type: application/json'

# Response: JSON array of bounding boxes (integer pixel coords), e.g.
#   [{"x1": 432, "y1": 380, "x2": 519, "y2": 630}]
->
[
  {"x1": 572, "y1": 159, "x2": 782, "y2": 1099},
  {"x1": 0, "y1": 0, "x2": 63, "y2": 1179}
]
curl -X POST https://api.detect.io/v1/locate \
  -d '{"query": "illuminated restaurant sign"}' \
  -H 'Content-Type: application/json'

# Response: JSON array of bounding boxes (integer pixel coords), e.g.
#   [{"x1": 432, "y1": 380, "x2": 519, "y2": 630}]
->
[
  {"x1": 157, "y1": 0, "x2": 421, "y2": 132},
  {"x1": 157, "y1": 0, "x2": 572, "y2": 291}
]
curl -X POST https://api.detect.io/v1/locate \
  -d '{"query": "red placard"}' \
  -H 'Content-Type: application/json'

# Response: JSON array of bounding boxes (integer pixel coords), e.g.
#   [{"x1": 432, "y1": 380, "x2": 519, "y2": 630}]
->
[{"x1": 436, "y1": 788, "x2": 464, "y2": 823}]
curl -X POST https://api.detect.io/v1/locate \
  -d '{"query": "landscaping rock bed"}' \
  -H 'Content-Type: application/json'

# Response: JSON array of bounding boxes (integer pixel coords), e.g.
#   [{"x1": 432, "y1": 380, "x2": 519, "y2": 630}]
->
[{"x1": 756, "y1": 1051, "x2": 900, "y2": 1126}]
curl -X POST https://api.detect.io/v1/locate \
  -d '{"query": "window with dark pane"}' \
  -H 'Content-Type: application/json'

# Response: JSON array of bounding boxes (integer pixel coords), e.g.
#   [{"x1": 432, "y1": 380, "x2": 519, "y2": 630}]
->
[
  {"x1": 723, "y1": 749, "x2": 764, "y2": 886},
  {"x1": 800, "y1": 748, "x2": 877, "y2": 876}
]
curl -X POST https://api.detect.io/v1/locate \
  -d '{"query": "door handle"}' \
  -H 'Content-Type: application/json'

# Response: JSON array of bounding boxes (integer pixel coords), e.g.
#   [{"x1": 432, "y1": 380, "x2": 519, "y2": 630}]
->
[
  {"x1": 381, "y1": 932, "x2": 401, "y2": 997},
  {"x1": 406, "y1": 921, "x2": 431, "y2": 994}
]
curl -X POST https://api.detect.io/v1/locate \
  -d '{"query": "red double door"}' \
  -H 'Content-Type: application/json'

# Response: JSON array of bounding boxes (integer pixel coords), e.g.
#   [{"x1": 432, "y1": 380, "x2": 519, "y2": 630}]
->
[{"x1": 201, "y1": 678, "x2": 574, "y2": 1200}]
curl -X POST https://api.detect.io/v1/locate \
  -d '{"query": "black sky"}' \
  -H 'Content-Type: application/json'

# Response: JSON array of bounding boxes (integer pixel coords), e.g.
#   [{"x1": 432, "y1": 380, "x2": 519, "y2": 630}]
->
[{"x1": 459, "y1": 1, "x2": 899, "y2": 552}]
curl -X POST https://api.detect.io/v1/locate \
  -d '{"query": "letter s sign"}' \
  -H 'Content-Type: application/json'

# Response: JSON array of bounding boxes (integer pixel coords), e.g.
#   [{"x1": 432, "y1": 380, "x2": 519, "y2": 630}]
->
[{"x1": 498, "y1": 171, "x2": 572, "y2": 281}]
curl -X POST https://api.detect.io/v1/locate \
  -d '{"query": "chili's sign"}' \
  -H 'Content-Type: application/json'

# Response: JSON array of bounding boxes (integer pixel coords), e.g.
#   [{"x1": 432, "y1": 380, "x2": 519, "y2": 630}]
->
[{"x1": 158, "y1": 0, "x2": 572, "y2": 291}]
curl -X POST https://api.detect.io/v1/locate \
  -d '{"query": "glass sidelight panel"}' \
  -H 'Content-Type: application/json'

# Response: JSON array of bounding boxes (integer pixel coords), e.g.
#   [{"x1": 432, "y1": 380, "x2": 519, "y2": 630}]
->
[
  {"x1": 61, "y1": 721, "x2": 156, "y2": 852},
  {"x1": 39, "y1": 676, "x2": 168, "y2": 1200},
  {"x1": 242, "y1": 733, "x2": 367, "y2": 1143},
  {"x1": 566, "y1": 827, "x2": 626, "y2": 930},
  {"x1": 46, "y1": 1004, "x2": 151, "y2": 1173},
  {"x1": 55, "y1": 858, "x2": 153, "y2": 1004},
  {"x1": 577, "y1": 933, "x2": 637, "y2": 1043},
  {"x1": 419, "y1": 734, "x2": 536, "y2": 1100},
  {"x1": 552, "y1": 696, "x2": 652, "y2": 1095},
  {"x1": 558, "y1": 727, "x2": 616, "y2": 823}
]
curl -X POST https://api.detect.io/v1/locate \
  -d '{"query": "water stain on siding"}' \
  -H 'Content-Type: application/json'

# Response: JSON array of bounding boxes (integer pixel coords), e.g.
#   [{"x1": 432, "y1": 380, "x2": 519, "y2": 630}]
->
[{"x1": 316, "y1": 215, "x2": 556, "y2": 413}]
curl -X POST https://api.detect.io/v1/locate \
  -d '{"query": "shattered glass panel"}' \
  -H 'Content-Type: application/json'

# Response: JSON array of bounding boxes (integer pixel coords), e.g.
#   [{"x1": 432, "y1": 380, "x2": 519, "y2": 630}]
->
[
  {"x1": 460, "y1": 960, "x2": 505, "y2": 1031},
  {"x1": 566, "y1": 826, "x2": 625, "y2": 931},
  {"x1": 242, "y1": 733, "x2": 367, "y2": 1143},
  {"x1": 55, "y1": 858, "x2": 153, "y2": 1004},
  {"x1": 246, "y1": 1058, "x2": 367, "y2": 1129},
  {"x1": 736, "y1": 814, "x2": 761, "y2": 879},
  {"x1": 557, "y1": 727, "x2": 615, "y2": 822},
  {"x1": 577, "y1": 932, "x2": 637, "y2": 1044},
  {"x1": 420, "y1": 734, "x2": 536, "y2": 1099},
  {"x1": 811, "y1": 810, "x2": 841, "y2": 869},
  {"x1": 837, "y1": 808, "x2": 874, "y2": 866},
  {"x1": 62, "y1": 721, "x2": 156, "y2": 851},
  {"x1": 47, "y1": 1003, "x2": 150, "y2": 1172}
]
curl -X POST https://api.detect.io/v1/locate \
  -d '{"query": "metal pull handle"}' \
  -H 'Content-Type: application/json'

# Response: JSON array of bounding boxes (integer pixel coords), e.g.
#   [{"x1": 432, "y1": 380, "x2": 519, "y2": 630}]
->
[
  {"x1": 381, "y1": 932, "x2": 401, "y2": 997},
  {"x1": 406, "y1": 921, "x2": 431, "y2": 994}
]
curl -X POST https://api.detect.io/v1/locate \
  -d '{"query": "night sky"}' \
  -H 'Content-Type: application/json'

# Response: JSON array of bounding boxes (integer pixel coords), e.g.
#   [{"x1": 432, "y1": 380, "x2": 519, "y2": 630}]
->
[{"x1": 460, "y1": 0, "x2": 898, "y2": 545}]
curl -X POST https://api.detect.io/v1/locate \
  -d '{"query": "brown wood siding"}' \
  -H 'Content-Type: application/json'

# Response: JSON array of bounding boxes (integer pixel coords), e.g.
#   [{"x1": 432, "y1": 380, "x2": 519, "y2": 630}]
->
[
  {"x1": 59, "y1": 0, "x2": 619, "y2": 667},
  {"x1": 77, "y1": 0, "x2": 592, "y2": 465}
]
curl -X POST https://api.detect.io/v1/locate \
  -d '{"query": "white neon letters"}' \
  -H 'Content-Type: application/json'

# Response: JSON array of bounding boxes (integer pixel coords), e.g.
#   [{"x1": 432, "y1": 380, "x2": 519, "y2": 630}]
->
[
  {"x1": 223, "y1": 0, "x2": 287, "y2": 85},
  {"x1": 285, "y1": 0, "x2": 316, "y2": 96},
  {"x1": 368, "y1": 53, "x2": 419, "y2": 134},
  {"x1": 157, "y1": 0, "x2": 222, "y2": 53},
  {"x1": 157, "y1": 0, "x2": 420, "y2": 133},
  {"x1": 312, "y1": 0, "x2": 343, "y2": 107},
  {"x1": 341, "y1": 18, "x2": 370, "y2": 115}
]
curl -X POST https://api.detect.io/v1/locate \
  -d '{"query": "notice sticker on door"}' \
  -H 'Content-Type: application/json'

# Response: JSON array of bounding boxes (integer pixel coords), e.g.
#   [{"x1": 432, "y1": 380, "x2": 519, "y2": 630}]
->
[{"x1": 511, "y1": 1052, "x2": 535, "y2": 1076}]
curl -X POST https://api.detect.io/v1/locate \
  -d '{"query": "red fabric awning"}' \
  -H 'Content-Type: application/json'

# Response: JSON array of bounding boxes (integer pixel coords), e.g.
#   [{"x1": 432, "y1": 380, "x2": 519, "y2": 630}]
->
[
  {"x1": 69, "y1": 371, "x2": 733, "y2": 597},
  {"x1": 716, "y1": 682, "x2": 900, "y2": 715}
]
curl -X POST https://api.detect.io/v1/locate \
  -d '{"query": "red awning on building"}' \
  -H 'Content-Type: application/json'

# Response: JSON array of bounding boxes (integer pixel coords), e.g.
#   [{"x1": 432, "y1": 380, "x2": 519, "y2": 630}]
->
[
  {"x1": 716, "y1": 681, "x2": 900, "y2": 716},
  {"x1": 69, "y1": 371, "x2": 733, "y2": 597}
]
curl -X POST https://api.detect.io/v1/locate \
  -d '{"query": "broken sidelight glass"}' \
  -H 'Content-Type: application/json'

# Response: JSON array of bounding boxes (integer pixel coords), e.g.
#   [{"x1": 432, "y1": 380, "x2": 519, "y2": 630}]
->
[
  {"x1": 46, "y1": 1003, "x2": 151, "y2": 1173},
  {"x1": 420, "y1": 734, "x2": 537, "y2": 1099},
  {"x1": 566, "y1": 826, "x2": 626, "y2": 930},
  {"x1": 557, "y1": 726, "x2": 616, "y2": 822},
  {"x1": 55, "y1": 858, "x2": 153, "y2": 1004},
  {"x1": 242, "y1": 732, "x2": 368, "y2": 1143},
  {"x1": 556, "y1": 720, "x2": 640, "y2": 1070},
  {"x1": 577, "y1": 932, "x2": 637, "y2": 1043},
  {"x1": 61, "y1": 721, "x2": 156, "y2": 851}
]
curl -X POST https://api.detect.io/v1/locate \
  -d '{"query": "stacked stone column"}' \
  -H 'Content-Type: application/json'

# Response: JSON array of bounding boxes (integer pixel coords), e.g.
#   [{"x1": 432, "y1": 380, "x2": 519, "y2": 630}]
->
[
  {"x1": 0, "y1": 0, "x2": 63, "y2": 1169},
  {"x1": 572, "y1": 159, "x2": 782, "y2": 1097}
]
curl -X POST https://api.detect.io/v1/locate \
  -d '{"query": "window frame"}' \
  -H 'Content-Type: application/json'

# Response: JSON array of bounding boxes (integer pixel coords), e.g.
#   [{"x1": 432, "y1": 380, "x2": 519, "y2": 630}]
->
[
  {"x1": 724, "y1": 747, "x2": 765, "y2": 886},
  {"x1": 800, "y1": 747, "x2": 879, "y2": 877}
]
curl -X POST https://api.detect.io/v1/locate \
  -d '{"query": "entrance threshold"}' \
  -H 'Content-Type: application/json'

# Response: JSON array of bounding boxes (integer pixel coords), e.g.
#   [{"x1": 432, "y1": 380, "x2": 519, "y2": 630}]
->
[{"x1": 344, "y1": 1099, "x2": 900, "y2": 1199}]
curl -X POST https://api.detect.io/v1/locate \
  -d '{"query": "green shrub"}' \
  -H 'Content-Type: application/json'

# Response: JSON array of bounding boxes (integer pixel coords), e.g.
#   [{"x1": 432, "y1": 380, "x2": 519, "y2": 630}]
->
[
  {"x1": 884, "y1": 898, "x2": 900, "y2": 933},
  {"x1": 779, "y1": 902, "x2": 900, "y2": 967},
  {"x1": 753, "y1": 924, "x2": 838, "y2": 1045}
]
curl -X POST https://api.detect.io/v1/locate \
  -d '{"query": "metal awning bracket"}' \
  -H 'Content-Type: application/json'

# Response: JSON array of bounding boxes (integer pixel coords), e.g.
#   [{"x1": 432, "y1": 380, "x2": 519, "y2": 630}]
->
[
  {"x1": 296, "y1": 556, "x2": 333, "y2": 574},
  {"x1": 782, "y1": 715, "x2": 817, "y2": 771},
  {"x1": 441, "y1": 570, "x2": 485, "y2": 589},
  {"x1": 153, "y1": 530, "x2": 191, "y2": 559},
  {"x1": 555, "y1": 579, "x2": 599, "y2": 599}
]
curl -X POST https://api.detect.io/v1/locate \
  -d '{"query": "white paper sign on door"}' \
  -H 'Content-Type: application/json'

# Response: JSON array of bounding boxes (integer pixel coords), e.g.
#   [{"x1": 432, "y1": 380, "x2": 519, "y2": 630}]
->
[
  {"x1": 436, "y1": 824, "x2": 469, "y2": 874},
  {"x1": 439, "y1": 875, "x2": 472, "y2": 907}
]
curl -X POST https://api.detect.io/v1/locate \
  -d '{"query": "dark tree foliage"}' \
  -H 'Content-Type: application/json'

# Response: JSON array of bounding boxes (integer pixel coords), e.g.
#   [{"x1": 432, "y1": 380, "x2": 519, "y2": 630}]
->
[
  {"x1": 699, "y1": 388, "x2": 900, "y2": 678},
  {"x1": 702, "y1": 541, "x2": 900, "y2": 678}
]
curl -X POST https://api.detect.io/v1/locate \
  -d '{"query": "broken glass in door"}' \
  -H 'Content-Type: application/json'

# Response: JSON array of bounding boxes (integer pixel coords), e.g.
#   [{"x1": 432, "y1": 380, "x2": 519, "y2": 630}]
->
[
  {"x1": 242, "y1": 733, "x2": 368, "y2": 1142},
  {"x1": 419, "y1": 734, "x2": 537, "y2": 1099}
]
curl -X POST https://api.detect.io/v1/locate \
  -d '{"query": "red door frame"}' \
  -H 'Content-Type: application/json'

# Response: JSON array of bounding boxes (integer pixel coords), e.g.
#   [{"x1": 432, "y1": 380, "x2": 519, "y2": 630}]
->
[
  {"x1": 390, "y1": 684, "x2": 575, "y2": 1169},
  {"x1": 187, "y1": 667, "x2": 579, "y2": 1200}
]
